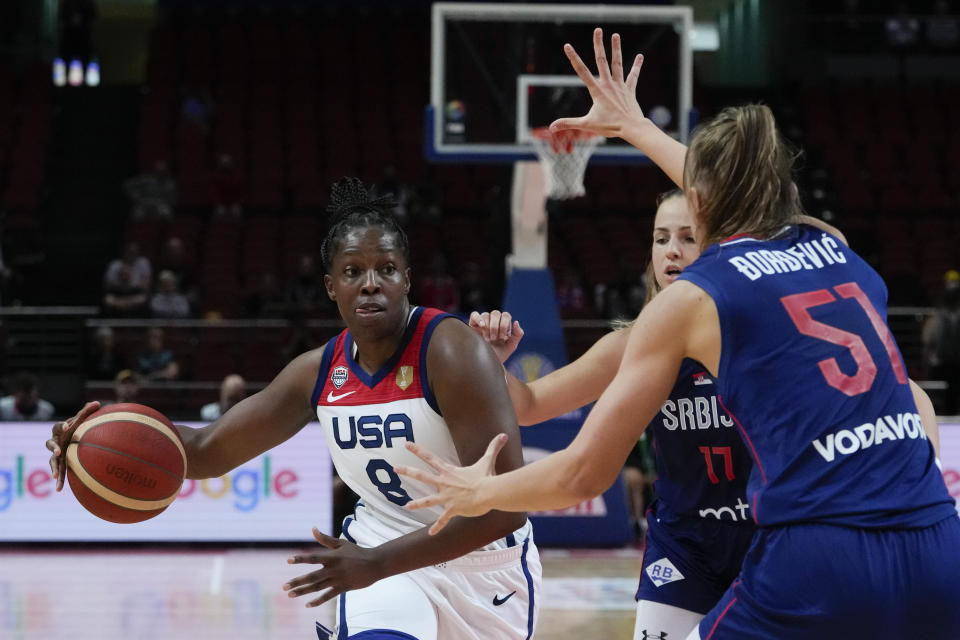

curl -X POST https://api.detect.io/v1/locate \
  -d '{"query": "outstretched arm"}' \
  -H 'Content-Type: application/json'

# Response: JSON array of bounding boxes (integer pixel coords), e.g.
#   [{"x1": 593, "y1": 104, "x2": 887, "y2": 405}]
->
[
  {"x1": 398, "y1": 282, "x2": 718, "y2": 531},
  {"x1": 551, "y1": 28, "x2": 688, "y2": 188},
  {"x1": 175, "y1": 350, "x2": 319, "y2": 478},
  {"x1": 470, "y1": 309, "x2": 630, "y2": 425},
  {"x1": 46, "y1": 350, "x2": 319, "y2": 490}
]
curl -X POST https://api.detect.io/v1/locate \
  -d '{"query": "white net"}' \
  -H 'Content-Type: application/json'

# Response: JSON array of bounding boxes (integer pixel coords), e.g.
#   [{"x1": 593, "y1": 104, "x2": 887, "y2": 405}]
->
[{"x1": 530, "y1": 128, "x2": 603, "y2": 200}]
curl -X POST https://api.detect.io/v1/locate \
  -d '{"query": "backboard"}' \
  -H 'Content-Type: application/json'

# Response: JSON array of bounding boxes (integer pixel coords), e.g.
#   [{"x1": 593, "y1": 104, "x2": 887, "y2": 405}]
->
[{"x1": 427, "y1": 2, "x2": 694, "y2": 164}]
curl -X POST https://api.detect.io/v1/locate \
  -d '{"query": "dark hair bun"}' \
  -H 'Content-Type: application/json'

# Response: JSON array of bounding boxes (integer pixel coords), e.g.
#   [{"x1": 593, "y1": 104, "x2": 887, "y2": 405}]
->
[{"x1": 327, "y1": 177, "x2": 398, "y2": 217}]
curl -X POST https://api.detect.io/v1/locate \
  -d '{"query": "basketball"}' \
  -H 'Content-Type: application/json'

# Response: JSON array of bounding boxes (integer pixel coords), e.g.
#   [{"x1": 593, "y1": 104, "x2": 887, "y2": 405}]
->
[{"x1": 65, "y1": 403, "x2": 187, "y2": 524}]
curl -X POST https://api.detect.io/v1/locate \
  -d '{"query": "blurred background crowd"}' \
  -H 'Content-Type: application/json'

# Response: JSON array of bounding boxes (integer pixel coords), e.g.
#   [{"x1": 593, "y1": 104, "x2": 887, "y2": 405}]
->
[{"x1": 0, "y1": 0, "x2": 957, "y2": 421}]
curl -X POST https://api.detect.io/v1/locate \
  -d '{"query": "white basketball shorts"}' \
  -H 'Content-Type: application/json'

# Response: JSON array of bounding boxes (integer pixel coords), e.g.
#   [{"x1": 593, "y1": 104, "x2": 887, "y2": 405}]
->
[{"x1": 326, "y1": 515, "x2": 541, "y2": 640}]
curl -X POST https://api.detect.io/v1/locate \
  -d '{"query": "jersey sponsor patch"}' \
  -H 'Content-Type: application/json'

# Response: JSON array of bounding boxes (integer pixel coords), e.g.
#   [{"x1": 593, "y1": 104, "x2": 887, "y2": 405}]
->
[
  {"x1": 812, "y1": 412, "x2": 927, "y2": 462},
  {"x1": 331, "y1": 365, "x2": 349, "y2": 389},
  {"x1": 645, "y1": 558, "x2": 684, "y2": 587}
]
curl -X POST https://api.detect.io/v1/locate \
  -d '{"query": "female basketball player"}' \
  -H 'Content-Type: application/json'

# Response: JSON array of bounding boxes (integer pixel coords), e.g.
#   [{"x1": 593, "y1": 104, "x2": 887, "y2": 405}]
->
[
  {"x1": 471, "y1": 191, "x2": 755, "y2": 640},
  {"x1": 46, "y1": 178, "x2": 541, "y2": 640},
  {"x1": 397, "y1": 30, "x2": 960, "y2": 639}
]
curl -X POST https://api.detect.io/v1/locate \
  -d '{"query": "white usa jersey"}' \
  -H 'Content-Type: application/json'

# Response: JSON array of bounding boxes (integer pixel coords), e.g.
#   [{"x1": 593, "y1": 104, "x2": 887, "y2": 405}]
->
[{"x1": 315, "y1": 307, "x2": 509, "y2": 547}]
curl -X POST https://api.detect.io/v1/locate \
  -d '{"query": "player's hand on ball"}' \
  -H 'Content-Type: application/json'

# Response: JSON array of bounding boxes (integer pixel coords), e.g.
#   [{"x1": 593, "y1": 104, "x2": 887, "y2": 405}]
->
[
  {"x1": 283, "y1": 527, "x2": 383, "y2": 607},
  {"x1": 550, "y1": 28, "x2": 646, "y2": 140},
  {"x1": 395, "y1": 433, "x2": 508, "y2": 535},
  {"x1": 45, "y1": 401, "x2": 101, "y2": 492},
  {"x1": 468, "y1": 310, "x2": 524, "y2": 363}
]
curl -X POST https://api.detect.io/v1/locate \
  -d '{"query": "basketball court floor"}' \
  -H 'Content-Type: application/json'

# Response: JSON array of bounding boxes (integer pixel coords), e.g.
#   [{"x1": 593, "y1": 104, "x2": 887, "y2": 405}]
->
[{"x1": 0, "y1": 546, "x2": 642, "y2": 639}]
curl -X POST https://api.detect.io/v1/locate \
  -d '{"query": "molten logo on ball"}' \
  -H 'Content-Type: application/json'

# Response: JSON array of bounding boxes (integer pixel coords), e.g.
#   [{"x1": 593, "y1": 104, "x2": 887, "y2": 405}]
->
[{"x1": 106, "y1": 464, "x2": 157, "y2": 489}]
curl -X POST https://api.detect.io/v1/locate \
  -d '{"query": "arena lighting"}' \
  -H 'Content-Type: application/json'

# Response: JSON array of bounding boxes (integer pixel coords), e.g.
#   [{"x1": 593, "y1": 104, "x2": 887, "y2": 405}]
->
[
  {"x1": 67, "y1": 59, "x2": 84, "y2": 86},
  {"x1": 691, "y1": 22, "x2": 720, "y2": 51},
  {"x1": 52, "y1": 58, "x2": 66, "y2": 87},
  {"x1": 85, "y1": 59, "x2": 100, "y2": 87}
]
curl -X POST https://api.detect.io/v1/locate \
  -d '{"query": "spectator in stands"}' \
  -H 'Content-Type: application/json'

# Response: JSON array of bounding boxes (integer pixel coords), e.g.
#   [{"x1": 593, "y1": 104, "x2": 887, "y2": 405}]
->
[
  {"x1": 926, "y1": 0, "x2": 959, "y2": 50},
  {"x1": 417, "y1": 254, "x2": 459, "y2": 313},
  {"x1": 135, "y1": 327, "x2": 180, "y2": 381},
  {"x1": 102, "y1": 262, "x2": 149, "y2": 316},
  {"x1": 157, "y1": 236, "x2": 197, "y2": 308},
  {"x1": 242, "y1": 271, "x2": 287, "y2": 318},
  {"x1": 105, "y1": 241, "x2": 152, "y2": 293},
  {"x1": 0, "y1": 372, "x2": 55, "y2": 421},
  {"x1": 86, "y1": 325, "x2": 123, "y2": 380},
  {"x1": 211, "y1": 153, "x2": 244, "y2": 218},
  {"x1": 149, "y1": 269, "x2": 191, "y2": 319},
  {"x1": 200, "y1": 374, "x2": 246, "y2": 421},
  {"x1": 923, "y1": 269, "x2": 960, "y2": 414},
  {"x1": 123, "y1": 160, "x2": 177, "y2": 219},
  {"x1": 102, "y1": 369, "x2": 140, "y2": 406},
  {"x1": 886, "y1": 2, "x2": 921, "y2": 51},
  {"x1": 284, "y1": 254, "x2": 328, "y2": 317}
]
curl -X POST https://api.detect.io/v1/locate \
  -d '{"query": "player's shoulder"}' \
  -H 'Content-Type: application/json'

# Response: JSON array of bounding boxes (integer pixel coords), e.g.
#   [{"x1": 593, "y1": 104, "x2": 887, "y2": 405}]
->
[
  {"x1": 656, "y1": 278, "x2": 715, "y2": 311},
  {"x1": 422, "y1": 312, "x2": 474, "y2": 354}
]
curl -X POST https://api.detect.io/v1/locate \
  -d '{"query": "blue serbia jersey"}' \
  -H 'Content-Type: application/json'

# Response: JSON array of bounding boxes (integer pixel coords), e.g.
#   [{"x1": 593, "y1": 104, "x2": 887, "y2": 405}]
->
[
  {"x1": 678, "y1": 224, "x2": 955, "y2": 528},
  {"x1": 649, "y1": 359, "x2": 753, "y2": 525}
]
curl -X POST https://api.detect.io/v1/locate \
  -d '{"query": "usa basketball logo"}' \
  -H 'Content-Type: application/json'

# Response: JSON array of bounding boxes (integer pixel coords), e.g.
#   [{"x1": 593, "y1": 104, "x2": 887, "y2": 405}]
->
[{"x1": 331, "y1": 366, "x2": 349, "y2": 389}]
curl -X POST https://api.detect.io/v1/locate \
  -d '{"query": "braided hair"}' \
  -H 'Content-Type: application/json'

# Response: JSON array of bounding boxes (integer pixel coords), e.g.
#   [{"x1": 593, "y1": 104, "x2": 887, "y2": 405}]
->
[{"x1": 320, "y1": 177, "x2": 410, "y2": 272}]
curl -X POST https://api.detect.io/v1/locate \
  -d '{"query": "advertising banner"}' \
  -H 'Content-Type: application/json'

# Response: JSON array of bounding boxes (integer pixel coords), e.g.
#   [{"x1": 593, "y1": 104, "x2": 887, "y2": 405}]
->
[
  {"x1": 3, "y1": 420, "x2": 955, "y2": 543},
  {"x1": 0, "y1": 422, "x2": 331, "y2": 542},
  {"x1": 938, "y1": 421, "x2": 960, "y2": 514}
]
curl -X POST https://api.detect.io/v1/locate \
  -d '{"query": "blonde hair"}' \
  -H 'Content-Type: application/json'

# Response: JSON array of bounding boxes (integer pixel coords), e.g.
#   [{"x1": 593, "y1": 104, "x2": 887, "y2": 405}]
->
[
  {"x1": 683, "y1": 104, "x2": 802, "y2": 248},
  {"x1": 611, "y1": 189, "x2": 686, "y2": 330}
]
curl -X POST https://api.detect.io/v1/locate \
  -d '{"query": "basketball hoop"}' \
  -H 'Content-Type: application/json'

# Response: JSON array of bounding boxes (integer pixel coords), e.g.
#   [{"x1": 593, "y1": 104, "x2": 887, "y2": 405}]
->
[{"x1": 530, "y1": 127, "x2": 603, "y2": 200}]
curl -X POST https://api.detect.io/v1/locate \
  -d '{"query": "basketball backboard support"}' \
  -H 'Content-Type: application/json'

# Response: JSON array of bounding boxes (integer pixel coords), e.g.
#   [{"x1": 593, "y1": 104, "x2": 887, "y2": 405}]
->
[{"x1": 427, "y1": 2, "x2": 694, "y2": 164}]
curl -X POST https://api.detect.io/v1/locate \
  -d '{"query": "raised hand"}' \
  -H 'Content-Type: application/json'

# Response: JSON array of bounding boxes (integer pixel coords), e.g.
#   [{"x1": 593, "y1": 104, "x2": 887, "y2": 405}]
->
[
  {"x1": 394, "y1": 433, "x2": 508, "y2": 535},
  {"x1": 283, "y1": 527, "x2": 383, "y2": 607},
  {"x1": 45, "y1": 401, "x2": 101, "y2": 492},
  {"x1": 468, "y1": 310, "x2": 524, "y2": 364},
  {"x1": 550, "y1": 28, "x2": 646, "y2": 140}
]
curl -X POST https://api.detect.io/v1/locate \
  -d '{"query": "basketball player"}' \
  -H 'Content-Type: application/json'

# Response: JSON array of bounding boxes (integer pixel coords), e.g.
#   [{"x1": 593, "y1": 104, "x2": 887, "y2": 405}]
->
[
  {"x1": 472, "y1": 191, "x2": 941, "y2": 640},
  {"x1": 46, "y1": 177, "x2": 541, "y2": 640},
  {"x1": 471, "y1": 191, "x2": 755, "y2": 640},
  {"x1": 396, "y1": 30, "x2": 960, "y2": 639}
]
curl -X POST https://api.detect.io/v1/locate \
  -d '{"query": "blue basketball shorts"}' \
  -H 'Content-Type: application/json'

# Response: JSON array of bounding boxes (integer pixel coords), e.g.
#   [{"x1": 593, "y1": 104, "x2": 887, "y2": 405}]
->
[
  {"x1": 636, "y1": 507, "x2": 757, "y2": 615},
  {"x1": 697, "y1": 515, "x2": 960, "y2": 639}
]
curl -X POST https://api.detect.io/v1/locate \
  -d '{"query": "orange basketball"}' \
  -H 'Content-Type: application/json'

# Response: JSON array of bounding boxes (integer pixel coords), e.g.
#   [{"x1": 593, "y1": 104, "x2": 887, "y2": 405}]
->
[{"x1": 65, "y1": 403, "x2": 187, "y2": 524}]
